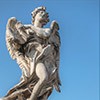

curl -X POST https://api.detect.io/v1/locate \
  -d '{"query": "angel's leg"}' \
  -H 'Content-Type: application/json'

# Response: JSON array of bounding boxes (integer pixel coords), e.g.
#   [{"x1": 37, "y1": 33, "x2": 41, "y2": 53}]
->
[{"x1": 29, "y1": 62, "x2": 48, "y2": 100}]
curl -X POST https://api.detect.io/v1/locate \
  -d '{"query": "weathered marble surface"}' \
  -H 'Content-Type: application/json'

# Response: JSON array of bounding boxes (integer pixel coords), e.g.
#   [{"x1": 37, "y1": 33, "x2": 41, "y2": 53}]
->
[{"x1": 3, "y1": 6, "x2": 61, "y2": 100}]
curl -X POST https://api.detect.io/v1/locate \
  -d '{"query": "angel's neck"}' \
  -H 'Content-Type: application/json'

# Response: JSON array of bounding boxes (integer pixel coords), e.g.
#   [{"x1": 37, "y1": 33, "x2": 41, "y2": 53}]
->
[{"x1": 34, "y1": 21, "x2": 43, "y2": 28}]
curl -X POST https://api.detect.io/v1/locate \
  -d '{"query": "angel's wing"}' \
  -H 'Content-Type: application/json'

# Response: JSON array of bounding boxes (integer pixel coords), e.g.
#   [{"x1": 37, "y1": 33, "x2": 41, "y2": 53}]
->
[
  {"x1": 6, "y1": 17, "x2": 21, "y2": 60},
  {"x1": 50, "y1": 21, "x2": 61, "y2": 92},
  {"x1": 6, "y1": 17, "x2": 30, "y2": 77}
]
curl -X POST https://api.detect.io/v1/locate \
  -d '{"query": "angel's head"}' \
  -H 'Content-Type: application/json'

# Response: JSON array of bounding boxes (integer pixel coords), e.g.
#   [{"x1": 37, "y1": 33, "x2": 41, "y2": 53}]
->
[{"x1": 31, "y1": 6, "x2": 49, "y2": 27}]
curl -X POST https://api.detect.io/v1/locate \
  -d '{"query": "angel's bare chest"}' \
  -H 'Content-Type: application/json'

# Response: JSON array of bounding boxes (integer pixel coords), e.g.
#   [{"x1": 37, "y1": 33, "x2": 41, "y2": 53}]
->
[
  {"x1": 27, "y1": 26, "x2": 51, "y2": 38},
  {"x1": 38, "y1": 28, "x2": 51, "y2": 36}
]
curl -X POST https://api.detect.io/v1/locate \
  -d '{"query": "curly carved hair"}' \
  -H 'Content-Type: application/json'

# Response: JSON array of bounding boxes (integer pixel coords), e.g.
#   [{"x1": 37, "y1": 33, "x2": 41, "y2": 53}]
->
[{"x1": 31, "y1": 6, "x2": 46, "y2": 24}]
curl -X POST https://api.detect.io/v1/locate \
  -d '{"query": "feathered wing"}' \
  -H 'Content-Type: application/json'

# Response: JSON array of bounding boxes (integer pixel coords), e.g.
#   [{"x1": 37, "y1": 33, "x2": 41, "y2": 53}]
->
[
  {"x1": 50, "y1": 21, "x2": 61, "y2": 92},
  {"x1": 6, "y1": 17, "x2": 21, "y2": 60},
  {"x1": 6, "y1": 17, "x2": 30, "y2": 76}
]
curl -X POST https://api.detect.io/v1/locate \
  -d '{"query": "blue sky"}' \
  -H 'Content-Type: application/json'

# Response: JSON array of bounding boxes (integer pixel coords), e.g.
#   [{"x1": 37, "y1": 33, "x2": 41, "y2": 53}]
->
[{"x1": 0, "y1": 0, "x2": 99, "y2": 100}]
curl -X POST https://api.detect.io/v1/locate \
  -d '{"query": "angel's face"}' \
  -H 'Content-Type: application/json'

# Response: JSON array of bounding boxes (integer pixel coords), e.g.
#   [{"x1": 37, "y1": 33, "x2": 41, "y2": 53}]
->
[{"x1": 35, "y1": 10, "x2": 49, "y2": 26}]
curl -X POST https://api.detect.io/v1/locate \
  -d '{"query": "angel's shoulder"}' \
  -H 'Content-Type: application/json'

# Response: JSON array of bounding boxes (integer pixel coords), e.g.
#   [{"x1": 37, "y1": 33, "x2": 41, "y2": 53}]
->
[{"x1": 43, "y1": 28, "x2": 51, "y2": 33}]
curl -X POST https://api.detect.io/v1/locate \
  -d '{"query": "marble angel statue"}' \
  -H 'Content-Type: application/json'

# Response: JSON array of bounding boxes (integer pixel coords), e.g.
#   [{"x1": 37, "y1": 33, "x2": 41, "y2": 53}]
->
[{"x1": 3, "y1": 6, "x2": 61, "y2": 100}]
